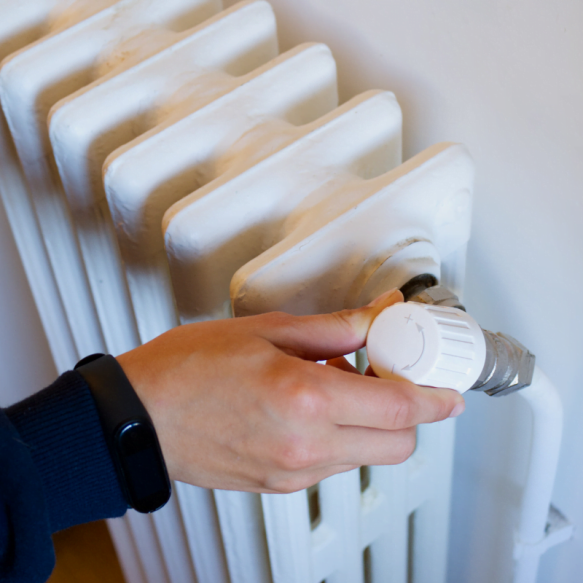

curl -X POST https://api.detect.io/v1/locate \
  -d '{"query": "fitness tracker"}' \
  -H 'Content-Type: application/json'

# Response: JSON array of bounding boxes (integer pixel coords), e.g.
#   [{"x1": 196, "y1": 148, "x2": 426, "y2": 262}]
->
[{"x1": 75, "y1": 353, "x2": 171, "y2": 513}]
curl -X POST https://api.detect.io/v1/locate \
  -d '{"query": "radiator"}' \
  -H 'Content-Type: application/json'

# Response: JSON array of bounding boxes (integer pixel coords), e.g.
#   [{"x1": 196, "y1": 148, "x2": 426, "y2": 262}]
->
[{"x1": 0, "y1": 2, "x2": 474, "y2": 582}]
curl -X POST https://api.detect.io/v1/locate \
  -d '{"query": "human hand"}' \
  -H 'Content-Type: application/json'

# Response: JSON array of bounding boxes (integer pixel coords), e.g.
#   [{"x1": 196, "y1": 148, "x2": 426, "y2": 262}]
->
[{"x1": 116, "y1": 289, "x2": 465, "y2": 494}]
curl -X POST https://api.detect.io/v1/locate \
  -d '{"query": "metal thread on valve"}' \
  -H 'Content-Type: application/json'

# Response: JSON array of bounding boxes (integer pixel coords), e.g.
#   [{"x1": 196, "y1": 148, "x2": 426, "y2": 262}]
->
[
  {"x1": 403, "y1": 276, "x2": 466, "y2": 311},
  {"x1": 400, "y1": 273, "x2": 438, "y2": 302},
  {"x1": 471, "y1": 330, "x2": 536, "y2": 397}
]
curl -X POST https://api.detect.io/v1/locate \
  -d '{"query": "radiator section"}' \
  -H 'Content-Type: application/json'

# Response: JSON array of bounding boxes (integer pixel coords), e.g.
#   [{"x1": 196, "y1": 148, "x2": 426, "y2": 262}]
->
[
  {"x1": 49, "y1": 0, "x2": 278, "y2": 354},
  {"x1": 105, "y1": 41, "x2": 337, "y2": 343},
  {"x1": 164, "y1": 90, "x2": 403, "y2": 324},
  {"x1": 0, "y1": 0, "x2": 222, "y2": 362},
  {"x1": 0, "y1": 0, "x2": 122, "y2": 371},
  {"x1": 230, "y1": 142, "x2": 473, "y2": 316}
]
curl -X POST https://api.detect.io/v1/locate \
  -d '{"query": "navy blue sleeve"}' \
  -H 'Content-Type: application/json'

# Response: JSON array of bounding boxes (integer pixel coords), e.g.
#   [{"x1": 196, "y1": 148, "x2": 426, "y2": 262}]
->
[{"x1": 0, "y1": 371, "x2": 128, "y2": 582}]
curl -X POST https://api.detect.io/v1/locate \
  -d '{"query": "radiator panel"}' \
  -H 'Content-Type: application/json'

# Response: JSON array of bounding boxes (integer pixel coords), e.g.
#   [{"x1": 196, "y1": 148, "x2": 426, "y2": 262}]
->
[
  {"x1": 104, "y1": 42, "x2": 337, "y2": 343},
  {"x1": 175, "y1": 482, "x2": 230, "y2": 582},
  {"x1": 231, "y1": 142, "x2": 474, "y2": 316},
  {"x1": 261, "y1": 489, "x2": 312, "y2": 583},
  {"x1": 164, "y1": 90, "x2": 402, "y2": 323},
  {"x1": 49, "y1": 0, "x2": 278, "y2": 355},
  {"x1": 0, "y1": 0, "x2": 121, "y2": 371},
  {"x1": 0, "y1": 1, "x2": 119, "y2": 61},
  {"x1": 0, "y1": 0, "x2": 222, "y2": 363},
  {"x1": 214, "y1": 489, "x2": 273, "y2": 583}
]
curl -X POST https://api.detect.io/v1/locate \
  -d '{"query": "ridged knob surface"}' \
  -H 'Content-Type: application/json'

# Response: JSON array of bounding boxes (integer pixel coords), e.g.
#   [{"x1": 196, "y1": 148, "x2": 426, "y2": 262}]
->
[{"x1": 366, "y1": 302, "x2": 486, "y2": 393}]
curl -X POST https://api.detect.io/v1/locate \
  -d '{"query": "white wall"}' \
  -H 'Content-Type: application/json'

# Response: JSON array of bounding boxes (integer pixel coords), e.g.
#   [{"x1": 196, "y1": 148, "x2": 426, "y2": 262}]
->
[
  {"x1": 1, "y1": 0, "x2": 581, "y2": 580},
  {"x1": 241, "y1": 0, "x2": 580, "y2": 581}
]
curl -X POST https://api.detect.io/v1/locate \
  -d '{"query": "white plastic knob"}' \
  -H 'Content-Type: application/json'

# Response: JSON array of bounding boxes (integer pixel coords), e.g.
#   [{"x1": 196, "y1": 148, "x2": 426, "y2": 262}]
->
[{"x1": 366, "y1": 302, "x2": 486, "y2": 393}]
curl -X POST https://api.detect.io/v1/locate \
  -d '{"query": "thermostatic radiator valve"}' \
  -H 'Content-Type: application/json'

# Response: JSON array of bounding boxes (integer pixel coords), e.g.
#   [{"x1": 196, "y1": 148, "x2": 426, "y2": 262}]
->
[{"x1": 366, "y1": 284, "x2": 535, "y2": 396}]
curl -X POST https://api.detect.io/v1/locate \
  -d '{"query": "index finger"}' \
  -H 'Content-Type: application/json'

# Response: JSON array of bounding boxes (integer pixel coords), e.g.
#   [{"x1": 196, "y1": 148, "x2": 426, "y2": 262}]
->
[
  {"x1": 315, "y1": 362, "x2": 465, "y2": 430},
  {"x1": 255, "y1": 289, "x2": 404, "y2": 361}
]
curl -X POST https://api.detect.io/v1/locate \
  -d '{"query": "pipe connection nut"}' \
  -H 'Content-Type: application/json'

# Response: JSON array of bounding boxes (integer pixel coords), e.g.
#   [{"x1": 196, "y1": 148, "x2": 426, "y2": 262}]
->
[{"x1": 471, "y1": 331, "x2": 535, "y2": 397}]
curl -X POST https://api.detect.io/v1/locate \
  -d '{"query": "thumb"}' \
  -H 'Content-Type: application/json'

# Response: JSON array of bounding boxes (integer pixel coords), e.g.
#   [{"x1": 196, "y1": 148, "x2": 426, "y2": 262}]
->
[{"x1": 263, "y1": 288, "x2": 404, "y2": 361}]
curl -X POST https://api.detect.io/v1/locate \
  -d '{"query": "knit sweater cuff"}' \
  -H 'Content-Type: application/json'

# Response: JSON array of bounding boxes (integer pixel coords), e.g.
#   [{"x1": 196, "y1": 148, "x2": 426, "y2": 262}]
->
[{"x1": 6, "y1": 371, "x2": 128, "y2": 533}]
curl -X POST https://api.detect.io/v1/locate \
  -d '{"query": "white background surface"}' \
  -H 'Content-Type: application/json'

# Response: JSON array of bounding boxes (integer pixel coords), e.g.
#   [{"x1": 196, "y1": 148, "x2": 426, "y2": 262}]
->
[{"x1": 1, "y1": 0, "x2": 581, "y2": 581}]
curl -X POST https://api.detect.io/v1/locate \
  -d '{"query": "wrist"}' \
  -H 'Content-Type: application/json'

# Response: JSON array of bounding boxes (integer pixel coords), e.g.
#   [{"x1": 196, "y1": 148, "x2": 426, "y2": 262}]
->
[{"x1": 75, "y1": 354, "x2": 171, "y2": 513}]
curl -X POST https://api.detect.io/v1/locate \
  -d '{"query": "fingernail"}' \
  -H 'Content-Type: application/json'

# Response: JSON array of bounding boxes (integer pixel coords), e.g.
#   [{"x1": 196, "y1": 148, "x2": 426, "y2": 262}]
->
[
  {"x1": 369, "y1": 288, "x2": 401, "y2": 307},
  {"x1": 448, "y1": 402, "x2": 465, "y2": 418}
]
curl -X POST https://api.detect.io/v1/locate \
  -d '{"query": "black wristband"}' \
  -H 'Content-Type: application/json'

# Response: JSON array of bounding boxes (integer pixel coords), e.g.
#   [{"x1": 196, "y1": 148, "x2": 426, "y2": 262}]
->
[{"x1": 75, "y1": 354, "x2": 171, "y2": 513}]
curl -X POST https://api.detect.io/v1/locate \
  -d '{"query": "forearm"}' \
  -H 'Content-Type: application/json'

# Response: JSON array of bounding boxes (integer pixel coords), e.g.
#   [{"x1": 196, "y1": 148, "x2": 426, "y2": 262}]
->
[{"x1": 1, "y1": 371, "x2": 127, "y2": 582}]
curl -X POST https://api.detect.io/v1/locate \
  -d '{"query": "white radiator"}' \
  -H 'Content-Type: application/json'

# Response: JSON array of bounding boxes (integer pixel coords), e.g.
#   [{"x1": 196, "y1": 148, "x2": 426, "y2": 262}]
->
[{"x1": 0, "y1": 2, "x2": 474, "y2": 582}]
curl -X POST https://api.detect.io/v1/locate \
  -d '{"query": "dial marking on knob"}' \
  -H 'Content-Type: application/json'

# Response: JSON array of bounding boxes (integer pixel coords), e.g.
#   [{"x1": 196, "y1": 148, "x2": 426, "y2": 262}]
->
[
  {"x1": 366, "y1": 302, "x2": 488, "y2": 394},
  {"x1": 402, "y1": 321, "x2": 425, "y2": 371}
]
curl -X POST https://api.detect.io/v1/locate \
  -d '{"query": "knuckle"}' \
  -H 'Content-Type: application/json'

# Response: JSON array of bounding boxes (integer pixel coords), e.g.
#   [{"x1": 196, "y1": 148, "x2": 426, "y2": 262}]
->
[
  {"x1": 279, "y1": 375, "x2": 328, "y2": 422},
  {"x1": 274, "y1": 438, "x2": 316, "y2": 472},
  {"x1": 291, "y1": 386, "x2": 326, "y2": 420}
]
